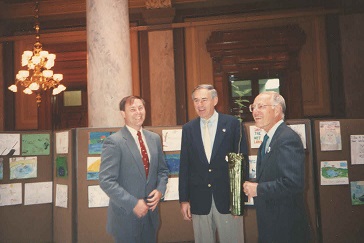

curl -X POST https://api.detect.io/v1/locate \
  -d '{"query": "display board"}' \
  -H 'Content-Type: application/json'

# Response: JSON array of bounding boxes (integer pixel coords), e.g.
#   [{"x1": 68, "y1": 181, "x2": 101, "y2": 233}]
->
[
  {"x1": 313, "y1": 119, "x2": 364, "y2": 243},
  {"x1": 243, "y1": 120, "x2": 319, "y2": 243},
  {"x1": 4, "y1": 119, "x2": 349, "y2": 242},
  {"x1": 0, "y1": 131, "x2": 53, "y2": 243},
  {"x1": 53, "y1": 129, "x2": 75, "y2": 243}
]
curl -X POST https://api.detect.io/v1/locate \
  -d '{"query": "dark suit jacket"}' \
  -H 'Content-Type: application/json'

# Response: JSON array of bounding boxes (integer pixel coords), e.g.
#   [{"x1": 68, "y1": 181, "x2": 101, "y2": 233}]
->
[
  {"x1": 99, "y1": 127, "x2": 169, "y2": 242},
  {"x1": 255, "y1": 122, "x2": 310, "y2": 243},
  {"x1": 179, "y1": 113, "x2": 248, "y2": 215}
]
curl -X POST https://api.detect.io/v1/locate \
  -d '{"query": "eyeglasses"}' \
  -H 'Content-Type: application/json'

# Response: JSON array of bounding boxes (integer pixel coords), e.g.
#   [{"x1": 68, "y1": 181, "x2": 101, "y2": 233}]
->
[{"x1": 249, "y1": 104, "x2": 276, "y2": 112}]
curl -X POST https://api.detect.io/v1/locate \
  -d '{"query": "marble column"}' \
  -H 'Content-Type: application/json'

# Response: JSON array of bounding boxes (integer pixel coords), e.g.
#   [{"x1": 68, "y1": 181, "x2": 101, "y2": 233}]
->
[{"x1": 87, "y1": 0, "x2": 132, "y2": 127}]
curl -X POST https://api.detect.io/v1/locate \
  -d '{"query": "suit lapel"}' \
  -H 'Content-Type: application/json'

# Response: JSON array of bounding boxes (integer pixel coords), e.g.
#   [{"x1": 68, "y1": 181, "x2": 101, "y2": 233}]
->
[
  {"x1": 192, "y1": 118, "x2": 209, "y2": 165},
  {"x1": 144, "y1": 130, "x2": 155, "y2": 182},
  {"x1": 256, "y1": 123, "x2": 285, "y2": 180},
  {"x1": 122, "y1": 127, "x2": 147, "y2": 181},
  {"x1": 211, "y1": 114, "x2": 226, "y2": 161}
]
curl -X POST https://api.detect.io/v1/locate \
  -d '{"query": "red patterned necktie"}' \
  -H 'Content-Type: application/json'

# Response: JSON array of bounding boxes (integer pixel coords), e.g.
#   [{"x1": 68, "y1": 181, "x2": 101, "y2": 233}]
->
[{"x1": 137, "y1": 131, "x2": 149, "y2": 177}]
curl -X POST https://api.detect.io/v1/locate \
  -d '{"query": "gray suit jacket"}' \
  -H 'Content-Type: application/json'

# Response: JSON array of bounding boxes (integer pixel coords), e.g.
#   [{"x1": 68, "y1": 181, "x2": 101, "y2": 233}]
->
[{"x1": 99, "y1": 127, "x2": 169, "y2": 241}]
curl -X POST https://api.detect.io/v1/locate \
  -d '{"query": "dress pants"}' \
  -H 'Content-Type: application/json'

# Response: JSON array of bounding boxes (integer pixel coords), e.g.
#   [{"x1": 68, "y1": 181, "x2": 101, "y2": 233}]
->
[{"x1": 192, "y1": 197, "x2": 244, "y2": 243}]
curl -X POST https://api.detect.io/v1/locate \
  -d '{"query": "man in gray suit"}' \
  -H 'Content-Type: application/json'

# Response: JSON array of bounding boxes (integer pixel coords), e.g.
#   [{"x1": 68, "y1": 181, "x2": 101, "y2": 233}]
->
[
  {"x1": 243, "y1": 91, "x2": 310, "y2": 243},
  {"x1": 99, "y1": 96, "x2": 169, "y2": 243}
]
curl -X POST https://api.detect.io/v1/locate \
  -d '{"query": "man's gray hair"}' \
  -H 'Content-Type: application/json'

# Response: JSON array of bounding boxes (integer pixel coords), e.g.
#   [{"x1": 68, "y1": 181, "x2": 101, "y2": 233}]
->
[
  {"x1": 191, "y1": 84, "x2": 218, "y2": 99},
  {"x1": 262, "y1": 91, "x2": 286, "y2": 118}
]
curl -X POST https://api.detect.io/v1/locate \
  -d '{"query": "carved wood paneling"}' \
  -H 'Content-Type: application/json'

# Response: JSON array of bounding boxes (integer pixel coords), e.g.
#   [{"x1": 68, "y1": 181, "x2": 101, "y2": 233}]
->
[{"x1": 206, "y1": 25, "x2": 306, "y2": 119}]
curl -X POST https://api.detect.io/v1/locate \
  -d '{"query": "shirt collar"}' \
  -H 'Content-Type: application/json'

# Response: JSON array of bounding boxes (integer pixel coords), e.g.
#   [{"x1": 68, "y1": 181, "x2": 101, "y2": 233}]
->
[
  {"x1": 126, "y1": 125, "x2": 142, "y2": 137},
  {"x1": 201, "y1": 110, "x2": 218, "y2": 125},
  {"x1": 266, "y1": 119, "x2": 284, "y2": 139}
]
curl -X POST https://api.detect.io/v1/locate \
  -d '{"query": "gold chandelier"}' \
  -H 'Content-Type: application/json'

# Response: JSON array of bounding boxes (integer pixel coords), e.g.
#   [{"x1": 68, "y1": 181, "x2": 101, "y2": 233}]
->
[{"x1": 8, "y1": 0, "x2": 66, "y2": 106}]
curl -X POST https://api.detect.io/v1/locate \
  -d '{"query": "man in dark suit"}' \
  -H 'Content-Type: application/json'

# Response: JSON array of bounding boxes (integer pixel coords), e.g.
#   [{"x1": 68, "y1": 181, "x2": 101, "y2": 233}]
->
[
  {"x1": 243, "y1": 91, "x2": 311, "y2": 243},
  {"x1": 99, "y1": 96, "x2": 169, "y2": 243},
  {"x1": 179, "y1": 84, "x2": 248, "y2": 243}
]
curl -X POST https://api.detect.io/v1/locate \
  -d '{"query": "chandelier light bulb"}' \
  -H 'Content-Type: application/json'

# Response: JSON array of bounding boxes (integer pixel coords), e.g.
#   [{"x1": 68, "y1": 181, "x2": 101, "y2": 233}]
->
[
  {"x1": 18, "y1": 70, "x2": 30, "y2": 78},
  {"x1": 32, "y1": 55, "x2": 41, "y2": 65},
  {"x1": 8, "y1": 84, "x2": 17, "y2": 92},
  {"x1": 23, "y1": 50, "x2": 33, "y2": 58},
  {"x1": 58, "y1": 84, "x2": 66, "y2": 91},
  {"x1": 43, "y1": 70, "x2": 53, "y2": 78},
  {"x1": 39, "y1": 51, "x2": 49, "y2": 57},
  {"x1": 23, "y1": 88, "x2": 33, "y2": 94},
  {"x1": 45, "y1": 60, "x2": 54, "y2": 69},
  {"x1": 29, "y1": 82, "x2": 40, "y2": 91},
  {"x1": 47, "y1": 53, "x2": 56, "y2": 60},
  {"x1": 53, "y1": 74, "x2": 63, "y2": 81}
]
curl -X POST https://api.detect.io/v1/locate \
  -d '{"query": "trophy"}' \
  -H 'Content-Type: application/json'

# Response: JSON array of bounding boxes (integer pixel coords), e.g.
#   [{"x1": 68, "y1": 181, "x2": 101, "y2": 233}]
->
[{"x1": 227, "y1": 152, "x2": 246, "y2": 216}]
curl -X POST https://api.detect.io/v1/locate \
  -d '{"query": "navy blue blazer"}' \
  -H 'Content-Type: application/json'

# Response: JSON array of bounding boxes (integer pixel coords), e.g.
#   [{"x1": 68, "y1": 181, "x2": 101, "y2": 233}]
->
[
  {"x1": 255, "y1": 123, "x2": 311, "y2": 243},
  {"x1": 179, "y1": 113, "x2": 248, "y2": 215}
]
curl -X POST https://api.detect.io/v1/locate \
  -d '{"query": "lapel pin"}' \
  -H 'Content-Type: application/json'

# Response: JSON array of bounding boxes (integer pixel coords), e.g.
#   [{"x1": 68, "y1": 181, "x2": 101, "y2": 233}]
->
[
  {"x1": 222, "y1": 128, "x2": 226, "y2": 132},
  {"x1": 267, "y1": 147, "x2": 271, "y2": 153},
  {"x1": 225, "y1": 155, "x2": 228, "y2": 162}
]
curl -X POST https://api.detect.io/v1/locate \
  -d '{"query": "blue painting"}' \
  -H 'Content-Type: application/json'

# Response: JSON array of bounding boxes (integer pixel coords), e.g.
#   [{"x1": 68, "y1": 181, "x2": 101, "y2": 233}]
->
[
  {"x1": 88, "y1": 132, "x2": 111, "y2": 154},
  {"x1": 0, "y1": 158, "x2": 3, "y2": 180},
  {"x1": 165, "y1": 153, "x2": 180, "y2": 176}
]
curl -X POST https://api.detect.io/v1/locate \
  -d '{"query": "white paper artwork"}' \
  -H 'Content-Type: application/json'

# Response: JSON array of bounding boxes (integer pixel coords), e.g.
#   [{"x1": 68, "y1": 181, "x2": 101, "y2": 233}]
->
[
  {"x1": 24, "y1": 181, "x2": 53, "y2": 205},
  {"x1": 288, "y1": 124, "x2": 307, "y2": 149},
  {"x1": 164, "y1": 177, "x2": 179, "y2": 201},
  {"x1": 319, "y1": 121, "x2": 342, "y2": 151},
  {"x1": 162, "y1": 129, "x2": 182, "y2": 152},
  {"x1": 0, "y1": 133, "x2": 20, "y2": 156},
  {"x1": 56, "y1": 131, "x2": 69, "y2": 154},
  {"x1": 88, "y1": 185, "x2": 109, "y2": 208},
  {"x1": 55, "y1": 184, "x2": 68, "y2": 208},
  {"x1": 0, "y1": 183, "x2": 22, "y2": 206},
  {"x1": 350, "y1": 135, "x2": 364, "y2": 165},
  {"x1": 249, "y1": 126, "x2": 266, "y2": 149}
]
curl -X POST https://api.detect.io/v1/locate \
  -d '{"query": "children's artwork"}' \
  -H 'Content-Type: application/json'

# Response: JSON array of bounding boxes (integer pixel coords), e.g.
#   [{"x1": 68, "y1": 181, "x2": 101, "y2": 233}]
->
[
  {"x1": 56, "y1": 131, "x2": 69, "y2": 154},
  {"x1": 0, "y1": 133, "x2": 20, "y2": 156},
  {"x1": 88, "y1": 185, "x2": 109, "y2": 208},
  {"x1": 0, "y1": 158, "x2": 3, "y2": 180},
  {"x1": 9, "y1": 157, "x2": 37, "y2": 180},
  {"x1": 162, "y1": 129, "x2": 182, "y2": 151},
  {"x1": 0, "y1": 183, "x2": 22, "y2": 206},
  {"x1": 165, "y1": 153, "x2": 180, "y2": 176},
  {"x1": 164, "y1": 177, "x2": 179, "y2": 201},
  {"x1": 87, "y1": 157, "x2": 101, "y2": 180},
  {"x1": 249, "y1": 126, "x2": 266, "y2": 148},
  {"x1": 319, "y1": 121, "x2": 342, "y2": 151},
  {"x1": 24, "y1": 181, "x2": 53, "y2": 205},
  {"x1": 350, "y1": 181, "x2": 364, "y2": 206},
  {"x1": 288, "y1": 124, "x2": 307, "y2": 149},
  {"x1": 248, "y1": 155, "x2": 257, "y2": 179},
  {"x1": 56, "y1": 156, "x2": 68, "y2": 178},
  {"x1": 320, "y1": 161, "x2": 348, "y2": 185},
  {"x1": 88, "y1": 132, "x2": 111, "y2": 154},
  {"x1": 55, "y1": 184, "x2": 68, "y2": 208},
  {"x1": 22, "y1": 133, "x2": 50, "y2": 156},
  {"x1": 350, "y1": 135, "x2": 364, "y2": 165}
]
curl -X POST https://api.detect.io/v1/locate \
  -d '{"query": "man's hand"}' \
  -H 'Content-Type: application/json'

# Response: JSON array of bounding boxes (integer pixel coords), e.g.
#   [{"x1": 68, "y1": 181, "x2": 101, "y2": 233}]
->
[
  {"x1": 180, "y1": 202, "x2": 192, "y2": 221},
  {"x1": 133, "y1": 199, "x2": 149, "y2": 218},
  {"x1": 243, "y1": 181, "x2": 258, "y2": 202},
  {"x1": 146, "y1": 189, "x2": 163, "y2": 211}
]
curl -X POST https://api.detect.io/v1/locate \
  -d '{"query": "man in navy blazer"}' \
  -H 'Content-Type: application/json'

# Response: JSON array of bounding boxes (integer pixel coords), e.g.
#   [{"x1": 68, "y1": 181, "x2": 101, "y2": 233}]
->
[
  {"x1": 179, "y1": 84, "x2": 248, "y2": 242},
  {"x1": 243, "y1": 91, "x2": 311, "y2": 243},
  {"x1": 99, "y1": 96, "x2": 169, "y2": 243}
]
